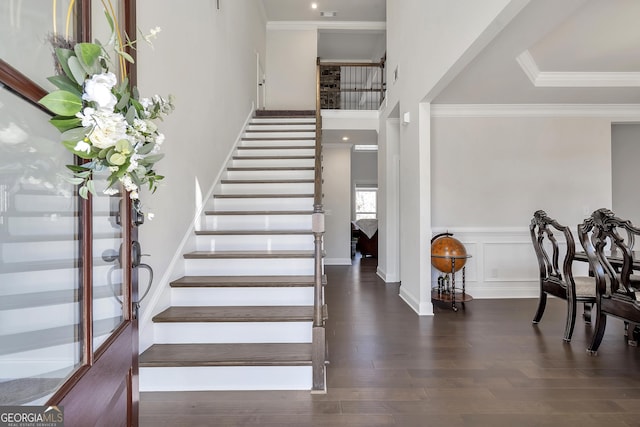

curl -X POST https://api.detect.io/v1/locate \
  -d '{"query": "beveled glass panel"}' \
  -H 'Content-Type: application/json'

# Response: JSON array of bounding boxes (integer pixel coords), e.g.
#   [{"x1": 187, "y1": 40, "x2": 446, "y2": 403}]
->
[
  {"x1": 0, "y1": 1, "x2": 78, "y2": 88},
  {"x1": 0, "y1": 86, "x2": 82, "y2": 405},
  {"x1": 92, "y1": 173, "x2": 125, "y2": 351}
]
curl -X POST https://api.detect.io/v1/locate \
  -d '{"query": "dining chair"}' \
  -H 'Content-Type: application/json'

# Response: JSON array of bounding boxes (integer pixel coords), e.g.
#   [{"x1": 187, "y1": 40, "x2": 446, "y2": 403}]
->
[
  {"x1": 530, "y1": 210, "x2": 596, "y2": 342},
  {"x1": 577, "y1": 208, "x2": 640, "y2": 354}
]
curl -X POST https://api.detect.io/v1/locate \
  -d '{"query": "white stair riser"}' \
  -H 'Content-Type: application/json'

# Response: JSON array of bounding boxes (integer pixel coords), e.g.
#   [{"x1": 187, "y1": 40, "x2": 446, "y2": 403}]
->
[
  {"x1": 246, "y1": 124, "x2": 315, "y2": 131},
  {"x1": 154, "y1": 322, "x2": 312, "y2": 344},
  {"x1": 139, "y1": 366, "x2": 312, "y2": 391},
  {"x1": 2, "y1": 237, "x2": 121, "y2": 264},
  {"x1": 231, "y1": 158, "x2": 315, "y2": 168},
  {"x1": 170, "y1": 286, "x2": 314, "y2": 306},
  {"x1": 219, "y1": 182, "x2": 314, "y2": 194},
  {"x1": 209, "y1": 197, "x2": 313, "y2": 211},
  {"x1": 0, "y1": 298, "x2": 120, "y2": 335},
  {"x1": 235, "y1": 148, "x2": 314, "y2": 157},
  {"x1": 7, "y1": 216, "x2": 118, "y2": 236},
  {"x1": 184, "y1": 257, "x2": 315, "y2": 277},
  {"x1": 204, "y1": 214, "x2": 311, "y2": 230},
  {"x1": 243, "y1": 131, "x2": 315, "y2": 139},
  {"x1": 0, "y1": 343, "x2": 77, "y2": 378},
  {"x1": 195, "y1": 234, "x2": 314, "y2": 251},
  {"x1": 225, "y1": 169, "x2": 314, "y2": 180},
  {"x1": 0, "y1": 265, "x2": 115, "y2": 295},
  {"x1": 240, "y1": 140, "x2": 315, "y2": 149}
]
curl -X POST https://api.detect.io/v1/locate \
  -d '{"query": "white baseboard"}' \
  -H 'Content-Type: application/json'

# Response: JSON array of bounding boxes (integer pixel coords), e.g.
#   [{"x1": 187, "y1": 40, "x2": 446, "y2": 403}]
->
[
  {"x1": 324, "y1": 258, "x2": 353, "y2": 265},
  {"x1": 376, "y1": 267, "x2": 399, "y2": 283}
]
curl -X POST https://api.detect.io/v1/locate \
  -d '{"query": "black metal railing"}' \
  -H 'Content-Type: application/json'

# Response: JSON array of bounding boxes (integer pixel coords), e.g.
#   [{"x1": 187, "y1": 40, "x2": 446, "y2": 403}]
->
[{"x1": 319, "y1": 60, "x2": 385, "y2": 110}]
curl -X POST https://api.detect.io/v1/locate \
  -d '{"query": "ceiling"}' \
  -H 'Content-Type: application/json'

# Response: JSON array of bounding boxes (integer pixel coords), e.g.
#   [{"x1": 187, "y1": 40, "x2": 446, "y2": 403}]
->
[
  {"x1": 261, "y1": 0, "x2": 386, "y2": 61},
  {"x1": 261, "y1": 0, "x2": 640, "y2": 105},
  {"x1": 433, "y1": 0, "x2": 640, "y2": 104}
]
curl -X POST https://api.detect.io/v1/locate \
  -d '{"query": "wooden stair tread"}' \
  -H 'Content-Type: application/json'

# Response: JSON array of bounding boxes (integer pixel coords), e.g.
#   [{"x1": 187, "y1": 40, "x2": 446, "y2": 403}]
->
[
  {"x1": 170, "y1": 275, "x2": 326, "y2": 288},
  {"x1": 232, "y1": 155, "x2": 314, "y2": 160},
  {"x1": 204, "y1": 210, "x2": 313, "y2": 216},
  {"x1": 220, "y1": 179, "x2": 314, "y2": 184},
  {"x1": 153, "y1": 306, "x2": 314, "y2": 323},
  {"x1": 240, "y1": 139, "x2": 315, "y2": 142},
  {"x1": 245, "y1": 129, "x2": 314, "y2": 133},
  {"x1": 195, "y1": 230, "x2": 312, "y2": 235},
  {"x1": 139, "y1": 343, "x2": 313, "y2": 367},
  {"x1": 255, "y1": 110, "x2": 315, "y2": 117},
  {"x1": 249, "y1": 121, "x2": 315, "y2": 126},
  {"x1": 184, "y1": 250, "x2": 315, "y2": 259},
  {"x1": 213, "y1": 193, "x2": 313, "y2": 199},
  {"x1": 227, "y1": 167, "x2": 314, "y2": 171}
]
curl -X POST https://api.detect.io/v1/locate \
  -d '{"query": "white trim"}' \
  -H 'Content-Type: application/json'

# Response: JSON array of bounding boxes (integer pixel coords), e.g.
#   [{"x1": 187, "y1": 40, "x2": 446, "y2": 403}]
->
[
  {"x1": 376, "y1": 266, "x2": 399, "y2": 283},
  {"x1": 324, "y1": 258, "x2": 353, "y2": 266},
  {"x1": 321, "y1": 109, "x2": 380, "y2": 120},
  {"x1": 517, "y1": 49, "x2": 640, "y2": 88},
  {"x1": 431, "y1": 104, "x2": 640, "y2": 119},
  {"x1": 267, "y1": 21, "x2": 386, "y2": 31}
]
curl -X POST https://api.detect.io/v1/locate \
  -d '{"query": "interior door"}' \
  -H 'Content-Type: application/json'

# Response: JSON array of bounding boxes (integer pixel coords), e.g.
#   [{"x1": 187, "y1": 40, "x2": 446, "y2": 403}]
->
[{"x1": 0, "y1": 1, "x2": 138, "y2": 425}]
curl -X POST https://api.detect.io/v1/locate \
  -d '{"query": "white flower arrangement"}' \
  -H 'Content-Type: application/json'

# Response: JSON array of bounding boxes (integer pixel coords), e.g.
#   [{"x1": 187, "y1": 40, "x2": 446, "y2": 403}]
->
[{"x1": 39, "y1": 7, "x2": 174, "y2": 199}]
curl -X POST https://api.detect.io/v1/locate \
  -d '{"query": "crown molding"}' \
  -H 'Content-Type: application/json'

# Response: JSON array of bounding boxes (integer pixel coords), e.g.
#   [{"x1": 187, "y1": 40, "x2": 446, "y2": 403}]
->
[
  {"x1": 266, "y1": 21, "x2": 386, "y2": 31},
  {"x1": 431, "y1": 104, "x2": 640, "y2": 119},
  {"x1": 517, "y1": 49, "x2": 640, "y2": 88}
]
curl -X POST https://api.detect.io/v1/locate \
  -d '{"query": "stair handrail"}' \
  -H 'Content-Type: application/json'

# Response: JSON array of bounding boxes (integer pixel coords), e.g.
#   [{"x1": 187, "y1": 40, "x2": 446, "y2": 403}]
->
[{"x1": 311, "y1": 57, "x2": 326, "y2": 391}]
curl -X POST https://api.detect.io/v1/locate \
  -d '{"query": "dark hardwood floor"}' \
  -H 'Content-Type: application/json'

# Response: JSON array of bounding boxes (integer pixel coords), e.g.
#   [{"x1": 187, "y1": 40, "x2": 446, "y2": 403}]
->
[{"x1": 140, "y1": 255, "x2": 640, "y2": 426}]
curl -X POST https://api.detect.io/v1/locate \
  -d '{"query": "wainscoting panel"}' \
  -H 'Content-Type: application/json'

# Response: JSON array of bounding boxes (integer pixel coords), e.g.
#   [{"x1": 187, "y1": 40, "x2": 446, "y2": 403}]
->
[{"x1": 432, "y1": 227, "x2": 542, "y2": 299}]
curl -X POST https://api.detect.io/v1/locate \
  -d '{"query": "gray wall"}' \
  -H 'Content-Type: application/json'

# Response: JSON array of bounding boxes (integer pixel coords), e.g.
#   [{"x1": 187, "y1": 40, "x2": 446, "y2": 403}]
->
[{"x1": 612, "y1": 123, "x2": 640, "y2": 224}]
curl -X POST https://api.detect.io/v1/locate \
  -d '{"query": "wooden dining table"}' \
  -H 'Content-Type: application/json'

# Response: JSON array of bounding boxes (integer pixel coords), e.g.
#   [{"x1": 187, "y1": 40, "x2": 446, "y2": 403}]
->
[{"x1": 574, "y1": 250, "x2": 640, "y2": 270}]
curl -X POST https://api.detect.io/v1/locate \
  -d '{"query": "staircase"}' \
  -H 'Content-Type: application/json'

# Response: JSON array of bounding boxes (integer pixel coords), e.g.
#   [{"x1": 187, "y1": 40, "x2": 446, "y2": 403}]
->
[{"x1": 139, "y1": 111, "x2": 327, "y2": 391}]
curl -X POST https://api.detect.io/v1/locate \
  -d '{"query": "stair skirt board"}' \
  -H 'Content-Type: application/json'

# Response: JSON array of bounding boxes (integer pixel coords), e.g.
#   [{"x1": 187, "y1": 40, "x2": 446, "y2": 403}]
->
[
  {"x1": 170, "y1": 287, "x2": 316, "y2": 306},
  {"x1": 153, "y1": 322, "x2": 313, "y2": 344},
  {"x1": 139, "y1": 366, "x2": 312, "y2": 391}
]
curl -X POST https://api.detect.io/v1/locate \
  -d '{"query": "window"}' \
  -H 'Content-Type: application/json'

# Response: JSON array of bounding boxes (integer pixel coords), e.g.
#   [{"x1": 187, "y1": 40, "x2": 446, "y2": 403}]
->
[{"x1": 355, "y1": 186, "x2": 377, "y2": 220}]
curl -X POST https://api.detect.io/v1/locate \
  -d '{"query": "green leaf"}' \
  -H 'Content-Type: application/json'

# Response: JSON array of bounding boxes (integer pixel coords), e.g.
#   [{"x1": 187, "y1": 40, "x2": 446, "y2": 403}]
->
[
  {"x1": 74, "y1": 43, "x2": 102, "y2": 73},
  {"x1": 115, "y1": 91, "x2": 130, "y2": 111},
  {"x1": 109, "y1": 152, "x2": 126, "y2": 166},
  {"x1": 47, "y1": 75, "x2": 82, "y2": 96},
  {"x1": 67, "y1": 164, "x2": 91, "y2": 173},
  {"x1": 142, "y1": 153, "x2": 164, "y2": 164},
  {"x1": 86, "y1": 179, "x2": 96, "y2": 196},
  {"x1": 39, "y1": 90, "x2": 83, "y2": 116},
  {"x1": 62, "y1": 140, "x2": 95, "y2": 159},
  {"x1": 62, "y1": 175, "x2": 86, "y2": 185},
  {"x1": 116, "y1": 49, "x2": 135, "y2": 64},
  {"x1": 79, "y1": 185, "x2": 89, "y2": 199},
  {"x1": 55, "y1": 48, "x2": 77, "y2": 83},
  {"x1": 115, "y1": 139, "x2": 132, "y2": 154},
  {"x1": 68, "y1": 56, "x2": 88, "y2": 87},
  {"x1": 61, "y1": 126, "x2": 90, "y2": 142},
  {"x1": 136, "y1": 142, "x2": 156, "y2": 155},
  {"x1": 50, "y1": 116, "x2": 82, "y2": 133},
  {"x1": 125, "y1": 105, "x2": 137, "y2": 124}
]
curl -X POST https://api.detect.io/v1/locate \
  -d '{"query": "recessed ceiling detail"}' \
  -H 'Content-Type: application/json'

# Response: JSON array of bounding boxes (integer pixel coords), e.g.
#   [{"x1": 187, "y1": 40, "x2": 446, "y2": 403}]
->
[
  {"x1": 516, "y1": 50, "x2": 640, "y2": 87},
  {"x1": 517, "y1": 49, "x2": 640, "y2": 88}
]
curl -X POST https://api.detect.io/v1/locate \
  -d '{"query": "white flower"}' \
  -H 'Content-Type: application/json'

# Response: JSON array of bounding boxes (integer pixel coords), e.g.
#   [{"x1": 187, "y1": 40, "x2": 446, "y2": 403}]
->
[
  {"x1": 147, "y1": 212, "x2": 155, "y2": 221},
  {"x1": 155, "y1": 133, "x2": 165, "y2": 145},
  {"x1": 74, "y1": 140, "x2": 91, "y2": 154},
  {"x1": 103, "y1": 188, "x2": 119, "y2": 196},
  {"x1": 76, "y1": 107, "x2": 97, "y2": 127},
  {"x1": 129, "y1": 190, "x2": 139, "y2": 199},
  {"x1": 87, "y1": 111, "x2": 128, "y2": 149},
  {"x1": 83, "y1": 72, "x2": 118, "y2": 111}
]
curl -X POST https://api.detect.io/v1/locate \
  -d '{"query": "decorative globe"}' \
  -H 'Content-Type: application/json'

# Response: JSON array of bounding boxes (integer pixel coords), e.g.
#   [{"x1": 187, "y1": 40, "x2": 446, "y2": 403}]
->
[{"x1": 431, "y1": 235, "x2": 467, "y2": 273}]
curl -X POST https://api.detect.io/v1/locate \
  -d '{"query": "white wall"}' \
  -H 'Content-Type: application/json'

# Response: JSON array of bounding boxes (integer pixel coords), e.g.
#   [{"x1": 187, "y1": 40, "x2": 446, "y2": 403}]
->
[
  {"x1": 265, "y1": 29, "x2": 317, "y2": 110},
  {"x1": 431, "y1": 116, "x2": 612, "y2": 227},
  {"x1": 381, "y1": 0, "x2": 524, "y2": 315},
  {"x1": 430, "y1": 113, "x2": 612, "y2": 298},
  {"x1": 323, "y1": 145, "x2": 352, "y2": 265},
  {"x1": 135, "y1": 0, "x2": 266, "y2": 350},
  {"x1": 612, "y1": 123, "x2": 640, "y2": 224}
]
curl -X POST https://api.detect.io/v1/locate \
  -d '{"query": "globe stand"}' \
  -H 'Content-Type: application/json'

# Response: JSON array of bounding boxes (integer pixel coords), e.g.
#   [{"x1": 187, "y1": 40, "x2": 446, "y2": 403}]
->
[{"x1": 431, "y1": 254, "x2": 472, "y2": 312}]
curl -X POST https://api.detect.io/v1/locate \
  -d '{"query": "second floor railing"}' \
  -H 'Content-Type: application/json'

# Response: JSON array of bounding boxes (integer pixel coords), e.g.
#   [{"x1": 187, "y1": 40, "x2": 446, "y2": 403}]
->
[{"x1": 318, "y1": 59, "x2": 385, "y2": 110}]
